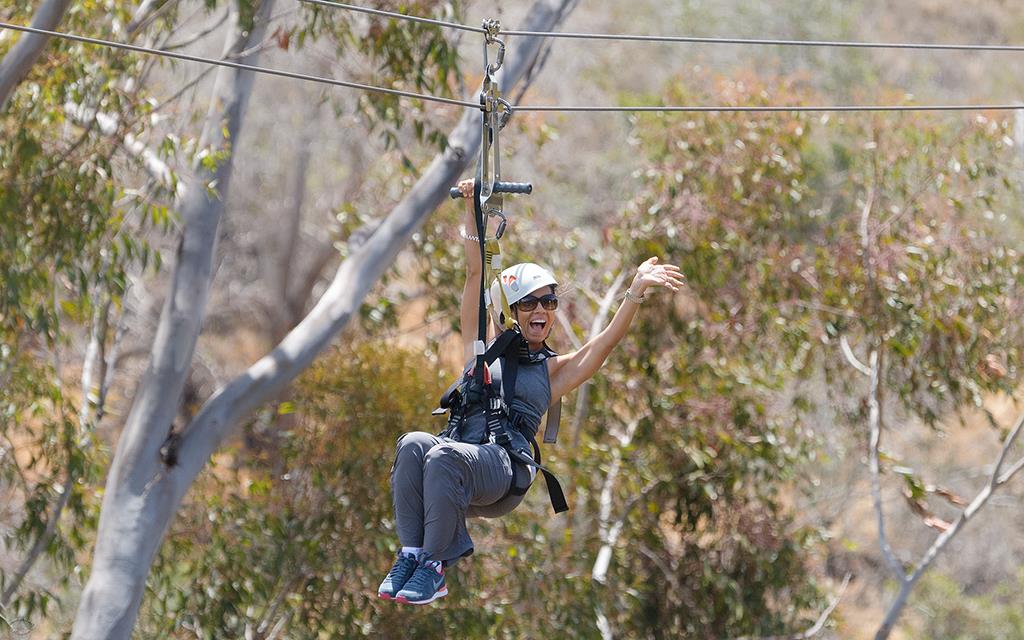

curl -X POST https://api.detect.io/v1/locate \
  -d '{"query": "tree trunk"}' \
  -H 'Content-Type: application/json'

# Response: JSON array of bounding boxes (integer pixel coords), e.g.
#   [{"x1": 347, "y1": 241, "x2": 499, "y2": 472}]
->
[
  {"x1": 0, "y1": 0, "x2": 72, "y2": 110},
  {"x1": 70, "y1": 0, "x2": 275, "y2": 636},
  {"x1": 69, "y1": 1, "x2": 576, "y2": 638}
]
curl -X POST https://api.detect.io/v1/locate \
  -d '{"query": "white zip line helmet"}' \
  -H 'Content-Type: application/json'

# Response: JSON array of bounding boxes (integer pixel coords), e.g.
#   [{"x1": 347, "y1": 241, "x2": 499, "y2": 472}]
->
[{"x1": 487, "y1": 262, "x2": 558, "y2": 328}]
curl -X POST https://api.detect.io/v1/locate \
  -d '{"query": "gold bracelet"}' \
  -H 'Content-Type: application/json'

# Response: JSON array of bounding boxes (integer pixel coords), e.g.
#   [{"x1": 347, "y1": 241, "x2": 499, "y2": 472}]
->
[{"x1": 624, "y1": 288, "x2": 646, "y2": 304}]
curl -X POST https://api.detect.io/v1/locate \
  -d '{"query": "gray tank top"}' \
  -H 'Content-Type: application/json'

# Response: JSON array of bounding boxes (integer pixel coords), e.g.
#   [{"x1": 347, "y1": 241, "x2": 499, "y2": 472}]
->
[{"x1": 457, "y1": 356, "x2": 552, "y2": 453}]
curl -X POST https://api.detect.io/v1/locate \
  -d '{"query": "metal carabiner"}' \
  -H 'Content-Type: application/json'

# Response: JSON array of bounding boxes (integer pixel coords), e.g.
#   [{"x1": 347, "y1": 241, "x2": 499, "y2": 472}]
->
[
  {"x1": 497, "y1": 98, "x2": 513, "y2": 130},
  {"x1": 487, "y1": 38, "x2": 506, "y2": 75},
  {"x1": 482, "y1": 19, "x2": 505, "y2": 75},
  {"x1": 487, "y1": 208, "x2": 508, "y2": 239}
]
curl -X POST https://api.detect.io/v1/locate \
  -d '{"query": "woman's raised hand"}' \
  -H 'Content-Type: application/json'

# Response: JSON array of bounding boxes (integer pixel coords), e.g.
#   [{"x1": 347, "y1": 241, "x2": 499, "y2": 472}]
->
[
  {"x1": 457, "y1": 178, "x2": 475, "y2": 199},
  {"x1": 630, "y1": 257, "x2": 686, "y2": 296}
]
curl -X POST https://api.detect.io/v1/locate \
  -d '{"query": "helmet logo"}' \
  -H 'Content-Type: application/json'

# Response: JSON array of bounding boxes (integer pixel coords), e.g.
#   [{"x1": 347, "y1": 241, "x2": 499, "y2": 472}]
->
[{"x1": 503, "y1": 274, "x2": 519, "y2": 292}]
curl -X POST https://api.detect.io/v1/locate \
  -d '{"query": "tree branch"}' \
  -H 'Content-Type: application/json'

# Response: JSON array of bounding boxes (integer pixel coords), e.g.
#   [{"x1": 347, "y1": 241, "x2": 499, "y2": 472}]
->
[
  {"x1": 730, "y1": 573, "x2": 851, "y2": 640},
  {"x1": 867, "y1": 350, "x2": 906, "y2": 580},
  {"x1": 0, "y1": 0, "x2": 72, "y2": 110},
  {"x1": 839, "y1": 335, "x2": 871, "y2": 377},
  {"x1": 0, "y1": 469, "x2": 73, "y2": 607},
  {"x1": 875, "y1": 410, "x2": 1024, "y2": 639},
  {"x1": 64, "y1": 101, "x2": 184, "y2": 198},
  {"x1": 572, "y1": 270, "x2": 629, "y2": 451}
]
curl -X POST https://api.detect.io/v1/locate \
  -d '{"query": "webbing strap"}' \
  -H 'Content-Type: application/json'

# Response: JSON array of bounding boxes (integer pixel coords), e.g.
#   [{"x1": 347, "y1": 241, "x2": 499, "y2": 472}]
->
[
  {"x1": 543, "y1": 399, "x2": 561, "y2": 444},
  {"x1": 472, "y1": 166, "x2": 488, "y2": 386},
  {"x1": 504, "y1": 440, "x2": 568, "y2": 513}
]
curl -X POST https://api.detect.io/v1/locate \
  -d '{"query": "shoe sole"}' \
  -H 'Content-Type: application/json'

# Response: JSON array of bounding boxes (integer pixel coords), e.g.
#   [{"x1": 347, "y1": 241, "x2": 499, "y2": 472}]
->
[
  {"x1": 378, "y1": 592, "x2": 393, "y2": 600},
  {"x1": 395, "y1": 586, "x2": 448, "y2": 605}
]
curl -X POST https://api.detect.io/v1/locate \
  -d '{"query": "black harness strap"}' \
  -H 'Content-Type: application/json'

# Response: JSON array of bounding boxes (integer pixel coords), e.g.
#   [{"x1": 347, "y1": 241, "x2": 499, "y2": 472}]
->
[{"x1": 472, "y1": 169, "x2": 488, "y2": 385}]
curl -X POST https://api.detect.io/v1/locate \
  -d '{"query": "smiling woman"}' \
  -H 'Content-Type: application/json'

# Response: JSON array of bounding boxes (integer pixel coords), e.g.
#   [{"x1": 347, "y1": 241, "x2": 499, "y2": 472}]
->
[{"x1": 376, "y1": 178, "x2": 686, "y2": 606}]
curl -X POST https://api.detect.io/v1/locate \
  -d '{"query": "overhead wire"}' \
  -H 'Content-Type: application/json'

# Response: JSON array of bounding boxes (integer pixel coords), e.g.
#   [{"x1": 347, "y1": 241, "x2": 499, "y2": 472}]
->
[
  {"x1": 294, "y1": 0, "x2": 1024, "y2": 52},
  {"x1": 297, "y1": 0, "x2": 484, "y2": 34},
  {"x1": 514, "y1": 104, "x2": 1024, "y2": 113},
  {"x1": 0, "y1": 21, "x2": 479, "y2": 109},
  {"x1": 3, "y1": 5, "x2": 1024, "y2": 115},
  {"x1": 501, "y1": 29, "x2": 1024, "y2": 52}
]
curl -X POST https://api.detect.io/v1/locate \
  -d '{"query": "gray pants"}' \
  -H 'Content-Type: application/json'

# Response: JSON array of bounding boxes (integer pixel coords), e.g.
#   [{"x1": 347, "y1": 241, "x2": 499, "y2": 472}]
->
[{"x1": 391, "y1": 431, "x2": 520, "y2": 563}]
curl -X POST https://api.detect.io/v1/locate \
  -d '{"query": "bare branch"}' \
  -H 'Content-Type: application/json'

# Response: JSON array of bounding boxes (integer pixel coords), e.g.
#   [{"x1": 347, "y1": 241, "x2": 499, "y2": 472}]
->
[
  {"x1": 858, "y1": 186, "x2": 876, "y2": 250},
  {"x1": 875, "y1": 411, "x2": 1024, "y2": 639},
  {"x1": 991, "y1": 411, "x2": 1024, "y2": 485},
  {"x1": 592, "y1": 417, "x2": 642, "y2": 581},
  {"x1": 839, "y1": 335, "x2": 871, "y2": 376},
  {"x1": 998, "y1": 455, "x2": 1024, "y2": 485},
  {"x1": 554, "y1": 310, "x2": 583, "y2": 351},
  {"x1": 164, "y1": 8, "x2": 229, "y2": 50},
  {"x1": 127, "y1": 0, "x2": 181, "y2": 37},
  {"x1": 795, "y1": 573, "x2": 851, "y2": 639},
  {"x1": 571, "y1": 269, "x2": 628, "y2": 447},
  {"x1": 80, "y1": 296, "x2": 111, "y2": 426},
  {"x1": 730, "y1": 573, "x2": 851, "y2": 640},
  {"x1": 0, "y1": 0, "x2": 72, "y2": 109},
  {"x1": 868, "y1": 350, "x2": 906, "y2": 580},
  {"x1": 0, "y1": 471, "x2": 73, "y2": 607},
  {"x1": 64, "y1": 102, "x2": 184, "y2": 198},
  {"x1": 789, "y1": 299, "x2": 858, "y2": 319}
]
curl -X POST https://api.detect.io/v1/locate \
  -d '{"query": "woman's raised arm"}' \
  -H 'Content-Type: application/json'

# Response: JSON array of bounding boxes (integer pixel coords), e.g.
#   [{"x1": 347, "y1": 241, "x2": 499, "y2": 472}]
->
[
  {"x1": 548, "y1": 257, "x2": 685, "y2": 400},
  {"x1": 457, "y1": 179, "x2": 485, "y2": 363}
]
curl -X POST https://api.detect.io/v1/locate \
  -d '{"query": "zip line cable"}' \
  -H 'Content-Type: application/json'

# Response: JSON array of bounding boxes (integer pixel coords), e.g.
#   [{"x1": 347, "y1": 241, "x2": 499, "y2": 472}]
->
[
  {"x1": 0, "y1": 21, "x2": 479, "y2": 109},
  {"x1": 501, "y1": 29, "x2": 1024, "y2": 52},
  {"x1": 1, "y1": 21, "x2": 1023, "y2": 114},
  {"x1": 297, "y1": 0, "x2": 1024, "y2": 52},
  {"x1": 298, "y1": 0, "x2": 484, "y2": 34},
  {"x1": 515, "y1": 104, "x2": 1024, "y2": 113}
]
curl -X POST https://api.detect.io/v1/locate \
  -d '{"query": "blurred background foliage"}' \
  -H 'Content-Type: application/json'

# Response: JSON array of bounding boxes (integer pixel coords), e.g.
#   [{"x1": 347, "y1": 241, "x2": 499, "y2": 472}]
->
[{"x1": 5, "y1": 0, "x2": 1024, "y2": 637}]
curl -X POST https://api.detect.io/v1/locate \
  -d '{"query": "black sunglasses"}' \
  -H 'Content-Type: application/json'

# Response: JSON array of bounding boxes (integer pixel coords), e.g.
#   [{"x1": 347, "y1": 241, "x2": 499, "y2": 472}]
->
[{"x1": 516, "y1": 294, "x2": 559, "y2": 312}]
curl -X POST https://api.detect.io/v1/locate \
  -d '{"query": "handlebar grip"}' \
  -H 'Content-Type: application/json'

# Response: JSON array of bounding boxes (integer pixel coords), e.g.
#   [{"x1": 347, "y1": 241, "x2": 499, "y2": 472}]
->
[
  {"x1": 449, "y1": 182, "x2": 533, "y2": 199},
  {"x1": 493, "y1": 181, "x2": 533, "y2": 195}
]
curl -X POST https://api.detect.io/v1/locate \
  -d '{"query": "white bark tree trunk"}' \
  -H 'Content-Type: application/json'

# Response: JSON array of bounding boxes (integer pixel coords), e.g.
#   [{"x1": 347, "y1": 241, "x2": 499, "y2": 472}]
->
[
  {"x1": 70, "y1": 1, "x2": 577, "y2": 638},
  {"x1": 0, "y1": 0, "x2": 72, "y2": 110},
  {"x1": 70, "y1": 0, "x2": 276, "y2": 636}
]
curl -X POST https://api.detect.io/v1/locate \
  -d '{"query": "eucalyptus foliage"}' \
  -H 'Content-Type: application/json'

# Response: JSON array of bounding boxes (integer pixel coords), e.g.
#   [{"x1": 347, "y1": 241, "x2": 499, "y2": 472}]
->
[{"x1": 1, "y1": 0, "x2": 156, "y2": 628}]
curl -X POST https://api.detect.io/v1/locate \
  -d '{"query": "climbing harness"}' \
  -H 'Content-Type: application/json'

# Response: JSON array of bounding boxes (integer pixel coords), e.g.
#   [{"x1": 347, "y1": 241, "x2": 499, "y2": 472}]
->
[{"x1": 437, "y1": 21, "x2": 567, "y2": 514}]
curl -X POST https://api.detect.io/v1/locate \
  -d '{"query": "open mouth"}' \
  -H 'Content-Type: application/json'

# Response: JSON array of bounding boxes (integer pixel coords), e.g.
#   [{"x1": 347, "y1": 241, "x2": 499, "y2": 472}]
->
[{"x1": 528, "y1": 319, "x2": 547, "y2": 332}]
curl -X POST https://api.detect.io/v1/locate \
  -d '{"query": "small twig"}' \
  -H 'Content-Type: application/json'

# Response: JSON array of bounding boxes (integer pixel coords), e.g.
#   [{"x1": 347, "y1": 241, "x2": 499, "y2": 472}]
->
[
  {"x1": 839, "y1": 335, "x2": 871, "y2": 377},
  {"x1": 859, "y1": 185, "x2": 876, "y2": 250},
  {"x1": 795, "y1": 573, "x2": 851, "y2": 639},
  {"x1": 554, "y1": 310, "x2": 583, "y2": 351},
  {"x1": 998, "y1": 456, "x2": 1024, "y2": 485},
  {"x1": 0, "y1": 471, "x2": 73, "y2": 607},
  {"x1": 164, "y1": 8, "x2": 229, "y2": 50},
  {"x1": 787, "y1": 299, "x2": 859, "y2": 319},
  {"x1": 867, "y1": 350, "x2": 906, "y2": 580},
  {"x1": 876, "y1": 409, "x2": 1024, "y2": 638},
  {"x1": 730, "y1": 573, "x2": 850, "y2": 640}
]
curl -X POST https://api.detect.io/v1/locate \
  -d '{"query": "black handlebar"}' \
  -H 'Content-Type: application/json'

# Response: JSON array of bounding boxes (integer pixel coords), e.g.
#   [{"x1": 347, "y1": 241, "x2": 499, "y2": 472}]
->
[{"x1": 449, "y1": 181, "x2": 533, "y2": 199}]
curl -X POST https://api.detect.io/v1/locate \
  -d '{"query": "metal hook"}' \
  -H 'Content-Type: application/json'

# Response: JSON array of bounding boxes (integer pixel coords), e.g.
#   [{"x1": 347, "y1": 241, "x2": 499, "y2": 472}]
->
[
  {"x1": 488, "y1": 209, "x2": 508, "y2": 239},
  {"x1": 487, "y1": 39, "x2": 505, "y2": 75},
  {"x1": 497, "y1": 98, "x2": 513, "y2": 130},
  {"x1": 482, "y1": 19, "x2": 505, "y2": 75}
]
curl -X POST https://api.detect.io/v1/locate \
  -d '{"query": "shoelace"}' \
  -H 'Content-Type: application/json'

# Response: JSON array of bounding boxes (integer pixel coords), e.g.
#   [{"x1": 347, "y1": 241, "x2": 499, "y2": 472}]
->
[
  {"x1": 403, "y1": 561, "x2": 442, "y2": 592},
  {"x1": 386, "y1": 554, "x2": 417, "y2": 582}
]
